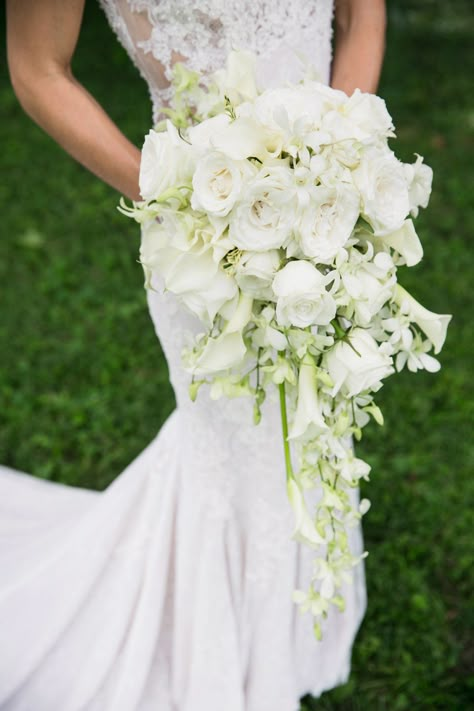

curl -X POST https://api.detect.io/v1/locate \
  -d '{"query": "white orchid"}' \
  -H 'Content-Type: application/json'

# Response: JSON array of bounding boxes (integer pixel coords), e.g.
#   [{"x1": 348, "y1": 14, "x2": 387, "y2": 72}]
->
[
  {"x1": 324, "y1": 328, "x2": 395, "y2": 398},
  {"x1": 335, "y1": 244, "x2": 396, "y2": 327},
  {"x1": 395, "y1": 332, "x2": 442, "y2": 373}
]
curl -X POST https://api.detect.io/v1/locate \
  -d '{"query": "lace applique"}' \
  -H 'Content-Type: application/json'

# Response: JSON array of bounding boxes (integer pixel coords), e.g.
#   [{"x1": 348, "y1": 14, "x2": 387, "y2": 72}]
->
[{"x1": 98, "y1": 0, "x2": 335, "y2": 124}]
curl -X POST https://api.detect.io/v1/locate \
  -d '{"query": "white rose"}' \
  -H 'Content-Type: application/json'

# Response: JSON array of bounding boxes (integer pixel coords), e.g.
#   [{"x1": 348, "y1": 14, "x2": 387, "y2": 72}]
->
[
  {"x1": 140, "y1": 216, "x2": 170, "y2": 260},
  {"x1": 140, "y1": 210, "x2": 228, "y2": 275},
  {"x1": 191, "y1": 152, "x2": 244, "y2": 216},
  {"x1": 139, "y1": 211, "x2": 196, "y2": 283},
  {"x1": 316, "y1": 141, "x2": 362, "y2": 174},
  {"x1": 403, "y1": 154, "x2": 433, "y2": 218},
  {"x1": 234, "y1": 249, "x2": 282, "y2": 299},
  {"x1": 147, "y1": 237, "x2": 216, "y2": 295},
  {"x1": 323, "y1": 328, "x2": 394, "y2": 397},
  {"x1": 331, "y1": 90, "x2": 395, "y2": 142},
  {"x1": 393, "y1": 284, "x2": 451, "y2": 354},
  {"x1": 272, "y1": 260, "x2": 337, "y2": 328},
  {"x1": 139, "y1": 121, "x2": 196, "y2": 201},
  {"x1": 353, "y1": 146, "x2": 410, "y2": 236},
  {"x1": 297, "y1": 185, "x2": 360, "y2": 263},
  {"x1": 138, "y1": 217, "x2": 171, "y2": 288},
  {"x1": 228, "y1": 167, "x2": 297, "y2": 251}
]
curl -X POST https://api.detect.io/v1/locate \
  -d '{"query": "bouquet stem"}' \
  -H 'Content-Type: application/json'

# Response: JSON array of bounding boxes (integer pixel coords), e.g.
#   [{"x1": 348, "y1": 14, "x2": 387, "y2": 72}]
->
[{"x1": 279, "y1": 381, "x2": 294, "y2": 482}]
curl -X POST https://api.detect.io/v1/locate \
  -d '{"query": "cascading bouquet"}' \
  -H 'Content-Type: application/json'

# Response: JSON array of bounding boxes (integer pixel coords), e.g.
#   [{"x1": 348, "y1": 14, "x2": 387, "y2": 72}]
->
[{"x1": 120, "y1": 50, "x2": 452, "y2": 639}]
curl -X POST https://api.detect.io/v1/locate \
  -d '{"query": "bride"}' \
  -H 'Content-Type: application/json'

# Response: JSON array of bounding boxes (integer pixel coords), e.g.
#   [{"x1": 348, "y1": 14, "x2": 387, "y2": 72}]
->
[{"x1": 3, "y1": 1, "x2": 386, "y2": 709}]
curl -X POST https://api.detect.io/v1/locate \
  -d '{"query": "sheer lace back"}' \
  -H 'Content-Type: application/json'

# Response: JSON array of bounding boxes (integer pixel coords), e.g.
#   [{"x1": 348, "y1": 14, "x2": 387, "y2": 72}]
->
[{"x1": 98, "y1": 0, "x2": 335, "y2": 124}]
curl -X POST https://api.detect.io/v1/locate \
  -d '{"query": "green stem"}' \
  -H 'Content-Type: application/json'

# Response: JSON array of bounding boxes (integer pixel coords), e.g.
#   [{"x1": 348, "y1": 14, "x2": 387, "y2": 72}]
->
[
  {"x1": 256, "y1": 347, "x2": 262, "y2": 391},
  {"x1": 279, "y1": 381, "x2": 294, "y2": 482},
  {"x1": 330, "y1": 317, "x2": 346, "y2": 340}
]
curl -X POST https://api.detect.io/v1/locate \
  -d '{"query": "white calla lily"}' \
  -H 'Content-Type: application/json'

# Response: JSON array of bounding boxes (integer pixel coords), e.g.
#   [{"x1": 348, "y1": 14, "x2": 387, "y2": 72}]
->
[
  {"x1": 210, "y1": 117, "x2": 272, "y2": 161},
  {"x1": 212, "y1": 48, "x2": 259, "y2": 104},
  {"x1": 180, "y1": 269, "x2": 238, "y2": 324},
  {"x1": 393, "y1": 284, "x2": 452, "y2": 354},
  {"x1": 192, "y1": 292, "x2": 253, "y2": 374},
  {"x1": 286, "y1": 477, "x2": 326, "y2": 547},
  {"x1": 191, "y1": 331, "x2": 247, "y2": 374},
  {"x1": 382, "y1": 219, "x2": 423, "y2": 266},
  {"x1": 288, "y1": 353, "x2": 328, "y2": 440}
]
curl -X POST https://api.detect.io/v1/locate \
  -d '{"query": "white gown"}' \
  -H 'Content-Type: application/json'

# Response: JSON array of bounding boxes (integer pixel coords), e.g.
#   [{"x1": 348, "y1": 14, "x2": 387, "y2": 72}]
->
[{"x1": 0, "y1": 2, "x2": 367, "y2": 709}]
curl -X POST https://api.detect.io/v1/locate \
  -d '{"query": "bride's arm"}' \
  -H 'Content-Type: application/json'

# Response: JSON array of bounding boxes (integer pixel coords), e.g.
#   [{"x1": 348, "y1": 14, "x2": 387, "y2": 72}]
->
[
  {"x1": 6, "y1": 0, "x2": 142, "y2": 201},
  {"x1": 331, "y1": 0, "x2": 387, "y2": 95}
]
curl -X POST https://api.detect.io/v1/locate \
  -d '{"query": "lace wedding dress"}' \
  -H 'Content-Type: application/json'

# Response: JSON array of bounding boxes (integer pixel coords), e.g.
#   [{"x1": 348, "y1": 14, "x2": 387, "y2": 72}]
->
[{"x1": 0, "y1": 2, "x2": 367, "y2": 709}]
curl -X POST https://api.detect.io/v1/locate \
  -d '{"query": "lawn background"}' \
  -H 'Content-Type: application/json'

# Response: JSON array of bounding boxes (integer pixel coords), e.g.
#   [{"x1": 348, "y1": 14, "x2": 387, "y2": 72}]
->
[{"x1": 1, "y1": 1, "x2": 473, "y2": 708}]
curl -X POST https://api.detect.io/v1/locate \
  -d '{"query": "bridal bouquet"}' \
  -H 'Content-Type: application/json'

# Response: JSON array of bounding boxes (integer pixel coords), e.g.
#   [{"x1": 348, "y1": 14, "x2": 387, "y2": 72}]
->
[{"x1": 120, "y1": 50, "x2": 451, "y2": 639}]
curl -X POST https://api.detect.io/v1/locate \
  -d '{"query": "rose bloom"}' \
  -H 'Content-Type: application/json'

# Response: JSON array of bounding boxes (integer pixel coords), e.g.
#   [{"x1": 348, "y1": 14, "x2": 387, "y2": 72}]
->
[
  {"x1": 353, "y1": 146, "x2": 410, "y2": 236},
  {"x1": 228, "y1": 167, "x2": 297, "y2": 251},
  {"x1": 191, "y1": 151, "x2": 245, "y2": 217},
  {"x1": 296, "y1": 185, "x2": 360, "y2": 263},
  {"x1": 234, "y1": 249, "x2": 282, "y2": 300},
  {"x1": 139, "y1": 121, "x2": 196, "y2": 201},
  {"x1": 272, "y1": 260, "x2": 337, "y2": 328}
]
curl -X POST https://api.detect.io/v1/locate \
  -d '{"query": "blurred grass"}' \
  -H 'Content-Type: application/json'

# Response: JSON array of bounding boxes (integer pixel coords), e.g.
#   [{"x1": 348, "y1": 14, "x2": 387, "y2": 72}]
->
[{"x1": 1, "y1": 1, "x2": 473, "y2": 709}]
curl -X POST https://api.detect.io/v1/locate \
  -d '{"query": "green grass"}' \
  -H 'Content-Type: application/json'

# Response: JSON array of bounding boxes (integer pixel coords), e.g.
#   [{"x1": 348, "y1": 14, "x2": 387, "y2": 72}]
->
[{"x1": 1, "y1": 3, "x2": 473, "y2": 709}]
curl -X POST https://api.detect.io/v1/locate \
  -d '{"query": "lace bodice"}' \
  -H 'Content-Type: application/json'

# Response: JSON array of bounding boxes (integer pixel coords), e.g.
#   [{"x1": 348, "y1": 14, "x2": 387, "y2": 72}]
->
[{"x1": 98, "y1": 0, "x2": 335, "y2": 124}]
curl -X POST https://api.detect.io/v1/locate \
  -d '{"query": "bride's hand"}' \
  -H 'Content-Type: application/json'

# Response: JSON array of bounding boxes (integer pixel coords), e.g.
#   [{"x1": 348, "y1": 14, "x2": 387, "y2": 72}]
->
[
  {"x1": 6, "y1": 0, "x2": 142, "y2": 201},
  {"x1": 331, "y1": 0, "x2": 387, "y2": 96}
]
